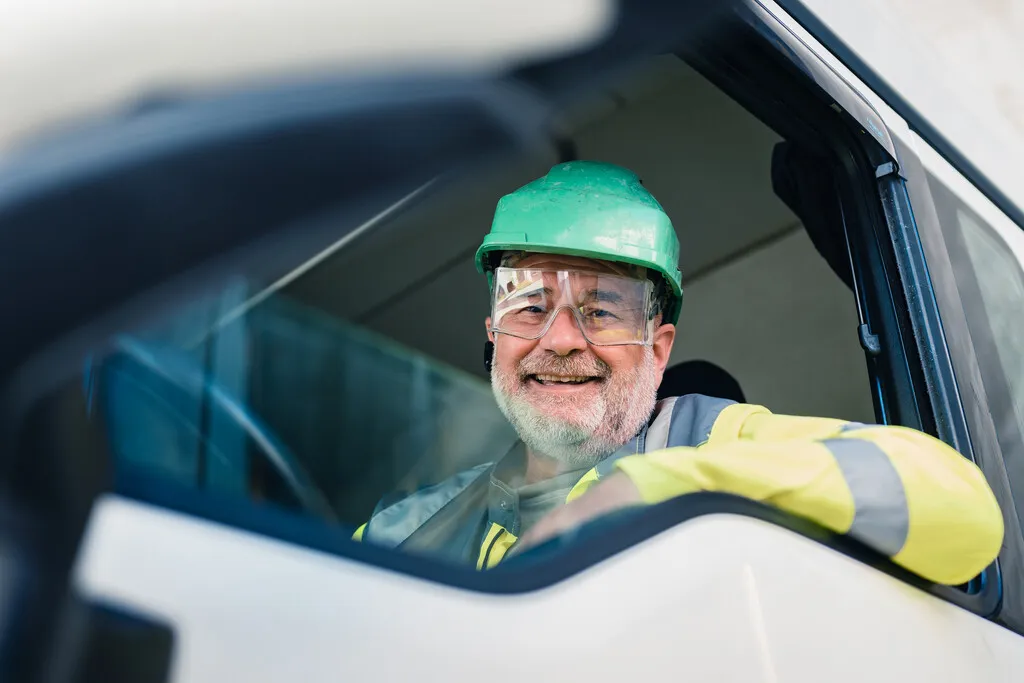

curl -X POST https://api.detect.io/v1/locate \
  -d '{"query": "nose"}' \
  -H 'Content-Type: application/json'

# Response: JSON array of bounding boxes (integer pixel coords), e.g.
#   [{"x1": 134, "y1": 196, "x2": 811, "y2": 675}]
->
[{"x1": 538, "y1": 307, "x2": 588, "y2": 356}]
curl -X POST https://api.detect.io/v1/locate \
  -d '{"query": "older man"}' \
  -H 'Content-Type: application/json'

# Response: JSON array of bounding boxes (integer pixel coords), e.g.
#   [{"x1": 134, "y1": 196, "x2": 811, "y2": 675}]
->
[{"x1": 355, "y1": 161, "x2": 1003, "y2": 585}]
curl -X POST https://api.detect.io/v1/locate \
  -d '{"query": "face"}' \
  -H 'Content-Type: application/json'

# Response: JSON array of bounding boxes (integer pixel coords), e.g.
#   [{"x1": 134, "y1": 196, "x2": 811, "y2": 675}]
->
[{"x1": 486, "y1": 253, "x2": 676, "y2": 468}]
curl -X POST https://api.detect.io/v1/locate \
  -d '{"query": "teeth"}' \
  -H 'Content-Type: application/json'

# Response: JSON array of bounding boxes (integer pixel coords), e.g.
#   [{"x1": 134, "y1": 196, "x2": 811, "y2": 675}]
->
[{"x1": 535, "y1": 374, "x2": 592, "y2": 384}]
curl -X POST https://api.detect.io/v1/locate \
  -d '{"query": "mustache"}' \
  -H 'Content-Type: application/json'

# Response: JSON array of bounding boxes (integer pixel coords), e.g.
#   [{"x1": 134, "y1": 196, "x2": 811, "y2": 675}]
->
[{"x1": 515, "y1": 351, "x2": 612, "y2": 379}]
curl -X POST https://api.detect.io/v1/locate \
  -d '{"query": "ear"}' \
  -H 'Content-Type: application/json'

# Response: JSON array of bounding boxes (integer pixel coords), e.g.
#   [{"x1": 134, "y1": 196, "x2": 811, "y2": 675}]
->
[
  {"x1": 484, "y1": 316, "x2": 495, "y2": 343},
  {"x1": 651, "y1": 323, "x2": 676, "y2": 383}
]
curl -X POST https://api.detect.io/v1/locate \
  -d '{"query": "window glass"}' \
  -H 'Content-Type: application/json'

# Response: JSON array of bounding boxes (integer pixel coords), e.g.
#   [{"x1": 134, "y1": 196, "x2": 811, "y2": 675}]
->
[
  {"x1": 91, "y1": 280, "x2": 518, "y2": 527},
  {"x1": 79, "y1": 162, "x2": 868, "y2": 572},
  {"x1": 67, "y1": 56, "x2": 872, "y2": 574},
  {"x1": 927, "y1": 172, "x2": 1024, "y2": 520},
  {"x1": 956, "y1": 210, "x2": 1024, "y2": 421}
]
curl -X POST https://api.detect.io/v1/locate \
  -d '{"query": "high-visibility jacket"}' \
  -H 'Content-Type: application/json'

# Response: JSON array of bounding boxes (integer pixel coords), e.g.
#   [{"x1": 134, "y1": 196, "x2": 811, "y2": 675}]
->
[{"x1": 354, "y1": 394, "x2": 1003, "y2": 585}]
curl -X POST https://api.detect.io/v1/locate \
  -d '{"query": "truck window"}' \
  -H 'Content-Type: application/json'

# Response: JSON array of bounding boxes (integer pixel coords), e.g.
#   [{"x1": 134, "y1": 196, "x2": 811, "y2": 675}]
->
[{"x1": 927, "y1": 172, "x2": 1024, "y2": 526}]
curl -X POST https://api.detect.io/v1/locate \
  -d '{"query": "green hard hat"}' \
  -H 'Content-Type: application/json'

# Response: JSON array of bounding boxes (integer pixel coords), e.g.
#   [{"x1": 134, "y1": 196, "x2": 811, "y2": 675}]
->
[{"x1": 475, "y1": 161, "x2": 683, "y2": 324}]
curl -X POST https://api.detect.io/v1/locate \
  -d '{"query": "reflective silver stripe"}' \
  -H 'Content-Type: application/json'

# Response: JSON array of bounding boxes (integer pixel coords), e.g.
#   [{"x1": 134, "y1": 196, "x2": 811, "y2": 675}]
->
[
  {"x1": 646, "y1": 396, "x2": 678, "y2": 452},
  {"x1": 365, "y1": 462, "x2": 491, "y2": 548},
  {"x1": 666, "y1": 394, "x2": 736, "y2": 448},
  {"x1": 841, "y1": 422, "x2": 874, "y2": 433},
  {"x1": 823, "y1": 438, "x2": 909, "y2": 556},
  {"x1": 593, "y1": 394, "x2": 730, "y2": 477}
]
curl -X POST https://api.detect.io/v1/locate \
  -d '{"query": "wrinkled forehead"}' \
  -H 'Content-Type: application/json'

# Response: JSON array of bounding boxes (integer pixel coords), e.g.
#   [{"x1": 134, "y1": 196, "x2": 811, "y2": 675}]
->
[{"x1": 500, "y1": 251, "x2": 645, "y2": 279}]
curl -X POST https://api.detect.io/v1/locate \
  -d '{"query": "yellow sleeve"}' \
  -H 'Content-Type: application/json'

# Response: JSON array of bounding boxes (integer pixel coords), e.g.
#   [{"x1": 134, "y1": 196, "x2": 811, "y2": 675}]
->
[
  {"x1": 352, "y1": 523, "x2": 367, "y2": 542},
  {"x1": 615, "y1": 406, "x2": 1004, "y2": 586}
]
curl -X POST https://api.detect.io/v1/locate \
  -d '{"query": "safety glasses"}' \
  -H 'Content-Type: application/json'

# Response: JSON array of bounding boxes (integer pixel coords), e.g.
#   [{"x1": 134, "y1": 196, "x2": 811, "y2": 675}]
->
[{"x1": 489, "y1": 267, "x2": 657, "y2": 346}]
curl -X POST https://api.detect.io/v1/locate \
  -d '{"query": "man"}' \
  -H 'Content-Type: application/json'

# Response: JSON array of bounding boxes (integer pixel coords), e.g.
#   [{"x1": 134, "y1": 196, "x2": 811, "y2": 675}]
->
[{"x1": 355, "y1": 160, "x2": 1003, "y2": 585}]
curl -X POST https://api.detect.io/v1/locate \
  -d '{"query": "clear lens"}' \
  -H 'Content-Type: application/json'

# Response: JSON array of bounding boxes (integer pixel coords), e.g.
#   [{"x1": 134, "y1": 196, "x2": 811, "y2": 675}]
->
[{"x1": 490, "y1": 267, "x2": 655, "y2": 345}]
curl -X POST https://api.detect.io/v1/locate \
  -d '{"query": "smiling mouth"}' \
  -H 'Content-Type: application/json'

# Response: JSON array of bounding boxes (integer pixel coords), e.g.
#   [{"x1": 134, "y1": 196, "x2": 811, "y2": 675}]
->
[{"x1": 529, "y1": 374, "x2": 601, "y2": 386}]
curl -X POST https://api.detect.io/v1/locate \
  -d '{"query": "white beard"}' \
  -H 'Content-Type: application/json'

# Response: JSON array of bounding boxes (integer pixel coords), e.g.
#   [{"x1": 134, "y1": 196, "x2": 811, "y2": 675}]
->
[{"x1": 491, "y1": 345, "x2": 660, "y2": 468}]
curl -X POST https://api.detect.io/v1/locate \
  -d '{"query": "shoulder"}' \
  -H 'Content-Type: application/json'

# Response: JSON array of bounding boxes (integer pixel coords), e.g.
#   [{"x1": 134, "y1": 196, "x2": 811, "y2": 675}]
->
[
  {"x1": 652, "y1": 394, "x2": 768, "y2": 449},
  {"x1": 372, "y1": 462, "x2": 493, "y2": 515},
  {"x1": 363, "y1": 462, "x2": 493, "y2": 547}
]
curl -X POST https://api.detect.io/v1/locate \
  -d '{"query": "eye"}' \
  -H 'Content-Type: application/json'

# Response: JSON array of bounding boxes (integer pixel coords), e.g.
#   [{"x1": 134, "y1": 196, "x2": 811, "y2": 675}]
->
[
  {"x1": 585, "y1": 307, "x2": 619, "y2": 320},
  {"x1": 523, "y1": 305, "x2": 547, "y2": 314}
]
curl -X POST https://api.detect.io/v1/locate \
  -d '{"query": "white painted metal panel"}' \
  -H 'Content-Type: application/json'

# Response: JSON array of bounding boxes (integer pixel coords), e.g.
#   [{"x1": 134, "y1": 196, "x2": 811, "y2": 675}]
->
[{"x1": 75, "y1": 496, "x2": 1024, "y2": 682}]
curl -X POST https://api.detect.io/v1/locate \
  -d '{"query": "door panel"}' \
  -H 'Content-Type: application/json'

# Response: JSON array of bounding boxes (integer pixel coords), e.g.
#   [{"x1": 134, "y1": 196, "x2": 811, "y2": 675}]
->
[{"x1": 75, "y1": 496, "x2": 1024, "y2": 683}]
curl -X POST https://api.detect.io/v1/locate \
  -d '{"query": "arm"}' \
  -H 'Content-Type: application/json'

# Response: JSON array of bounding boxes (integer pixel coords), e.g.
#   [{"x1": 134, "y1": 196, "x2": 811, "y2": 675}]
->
[{"x1": 613, "y1": 405, "x2": 1004, "y2": 585}]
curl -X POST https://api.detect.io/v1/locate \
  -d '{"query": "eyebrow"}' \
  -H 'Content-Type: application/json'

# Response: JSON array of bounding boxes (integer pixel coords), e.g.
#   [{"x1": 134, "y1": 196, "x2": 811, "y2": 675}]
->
[
  {"x1": 580, "y1": 289, "x2": 624, "y2": 304},
  {"x1": 508, "y1": 285, "x2": 551, "y2": 297},
  {"x1": 499, "y1": 284, "x2": 551, "y2": 305}
]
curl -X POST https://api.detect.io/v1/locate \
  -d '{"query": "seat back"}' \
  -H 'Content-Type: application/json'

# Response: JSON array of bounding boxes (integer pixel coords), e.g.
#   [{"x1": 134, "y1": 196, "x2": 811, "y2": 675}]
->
[{"x1": 657, "y1": 359, "x2": 746, "y2": 403}]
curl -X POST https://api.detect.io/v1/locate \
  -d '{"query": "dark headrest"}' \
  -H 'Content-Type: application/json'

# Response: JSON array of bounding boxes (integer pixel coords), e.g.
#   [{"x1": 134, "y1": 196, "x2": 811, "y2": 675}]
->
[{"x1": 657, "y1": 359, "x2": 746, "y2": 404}]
